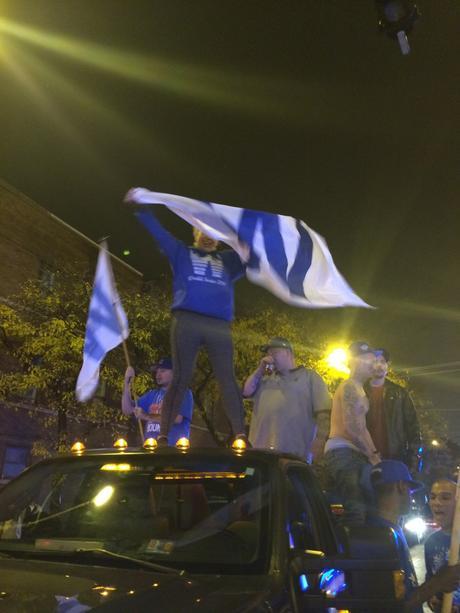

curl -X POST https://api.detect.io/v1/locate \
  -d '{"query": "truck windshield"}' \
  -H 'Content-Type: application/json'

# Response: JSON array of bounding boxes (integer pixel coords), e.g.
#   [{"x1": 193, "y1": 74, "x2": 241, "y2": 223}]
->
[{"x1": 0, "y1": 455, "x2": 270, "y2": 573}]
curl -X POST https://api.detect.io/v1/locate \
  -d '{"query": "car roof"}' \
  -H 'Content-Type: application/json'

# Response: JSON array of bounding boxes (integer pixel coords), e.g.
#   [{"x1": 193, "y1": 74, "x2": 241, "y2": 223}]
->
[{"x1": 57, "y1": 446, "x2": 309, "y2": 467}]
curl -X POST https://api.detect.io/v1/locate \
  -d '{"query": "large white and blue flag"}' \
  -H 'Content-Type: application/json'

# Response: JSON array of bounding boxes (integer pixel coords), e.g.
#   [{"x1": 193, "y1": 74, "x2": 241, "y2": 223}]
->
[
  {"x1": 76, "y1": 243, "x2": 129, "y2": 402},
  {"x1": 126, "y1": 188, "x2": 371, "y2": 309}
]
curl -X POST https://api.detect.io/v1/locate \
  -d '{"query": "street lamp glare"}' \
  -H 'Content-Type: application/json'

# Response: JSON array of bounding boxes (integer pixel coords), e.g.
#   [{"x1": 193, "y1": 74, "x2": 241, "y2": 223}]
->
[{"x1": 325, "y1": 347, "x2": 350, "y2": 375}]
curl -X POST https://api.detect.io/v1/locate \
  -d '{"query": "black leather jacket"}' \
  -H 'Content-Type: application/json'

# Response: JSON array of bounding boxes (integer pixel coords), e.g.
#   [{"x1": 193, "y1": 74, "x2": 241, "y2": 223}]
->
[{"x1": 365, "y1": 379, "x2": 422, "y2": 469}]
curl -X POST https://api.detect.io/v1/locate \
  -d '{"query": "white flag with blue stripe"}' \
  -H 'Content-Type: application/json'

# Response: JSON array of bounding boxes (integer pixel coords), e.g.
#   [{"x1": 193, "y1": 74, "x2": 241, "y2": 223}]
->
[
  {"x1": 76, "y1": 244, "x2": 129, "y2": 402},
  {"x1": 126, "y1": 188, "x2": 371, "y2": 309}
]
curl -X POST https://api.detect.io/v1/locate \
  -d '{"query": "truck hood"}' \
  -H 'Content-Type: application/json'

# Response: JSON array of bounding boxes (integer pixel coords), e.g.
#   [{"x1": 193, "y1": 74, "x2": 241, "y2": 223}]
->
[{"x1": 0, "y1": 558, "x2": 271, "y2": 612}]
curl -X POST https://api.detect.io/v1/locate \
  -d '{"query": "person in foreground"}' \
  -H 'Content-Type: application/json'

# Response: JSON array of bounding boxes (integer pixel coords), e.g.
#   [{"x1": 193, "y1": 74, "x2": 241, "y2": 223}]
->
[
  {"x1": 424, "y1": 478, "x2": 460, "y2": 612},
  {"x1": 369, "y1": 460, "x2": 460, "y2": 612}
]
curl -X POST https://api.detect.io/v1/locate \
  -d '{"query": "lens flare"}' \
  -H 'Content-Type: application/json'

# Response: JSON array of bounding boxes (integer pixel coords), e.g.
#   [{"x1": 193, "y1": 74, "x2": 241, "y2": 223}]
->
[{"x1": 93, "y1": 485, "x2": 114, "y2": 507}]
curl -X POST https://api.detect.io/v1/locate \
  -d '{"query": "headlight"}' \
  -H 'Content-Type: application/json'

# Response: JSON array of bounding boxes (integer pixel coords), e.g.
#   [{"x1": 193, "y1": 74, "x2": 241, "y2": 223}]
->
[{"x1": 404, "y1": 516, "x2": 427, "y2": 539}]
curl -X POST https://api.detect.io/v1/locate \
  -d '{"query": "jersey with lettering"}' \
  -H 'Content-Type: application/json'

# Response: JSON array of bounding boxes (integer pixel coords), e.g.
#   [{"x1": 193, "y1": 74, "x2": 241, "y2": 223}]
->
[
  {"x1": 137, "y1": 387, "x2": 193, "y2": 445},
  {"x1": 135, "y1": 211, "x2": 245, "y2": 321}
]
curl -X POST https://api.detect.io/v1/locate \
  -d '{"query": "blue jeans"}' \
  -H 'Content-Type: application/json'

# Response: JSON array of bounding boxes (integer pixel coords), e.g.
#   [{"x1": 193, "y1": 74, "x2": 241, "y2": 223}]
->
[{"x1": 325, "y1": 447, "x2": 370, "y2": 526}]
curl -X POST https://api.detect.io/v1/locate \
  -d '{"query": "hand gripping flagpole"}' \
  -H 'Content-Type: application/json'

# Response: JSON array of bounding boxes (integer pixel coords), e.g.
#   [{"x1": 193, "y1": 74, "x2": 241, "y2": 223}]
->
[
  {"x1": 442, "y1": 470, "x2": 460, "y2": 613},
  {"x1": 101, "y1": 241, "x2": 144, "y2": 445}
]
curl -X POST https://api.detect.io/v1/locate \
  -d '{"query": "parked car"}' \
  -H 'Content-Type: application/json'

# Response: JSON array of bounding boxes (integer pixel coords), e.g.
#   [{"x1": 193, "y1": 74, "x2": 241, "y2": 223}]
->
[{"x1": 0, "y1": 440, "x2": 406, "y2": 611}]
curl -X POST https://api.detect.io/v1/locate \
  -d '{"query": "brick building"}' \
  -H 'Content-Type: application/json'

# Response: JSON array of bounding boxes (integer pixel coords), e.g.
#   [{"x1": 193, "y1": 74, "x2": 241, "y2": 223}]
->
[
  {"x1": 0, "y1": 178, "x2": 142, "y2": 299},
  {"x1": 0, "y1": 178, "x2": 143, "y2": 483}
]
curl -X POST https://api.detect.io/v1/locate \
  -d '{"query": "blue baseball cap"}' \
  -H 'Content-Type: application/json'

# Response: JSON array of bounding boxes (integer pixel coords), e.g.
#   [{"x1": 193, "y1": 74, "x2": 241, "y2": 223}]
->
[
  {"x1": 348, "y1": 341, "x2": 376, "y2": 357},
  {"x1": 375, "y1": 348, "x2": 391, "y2": 362},
  {"x1": 152, "y1": 357, "x2": 173, "y2": 371},
  {"x1": 370, "y1": 460, "x2": 423, "y2": 492}
]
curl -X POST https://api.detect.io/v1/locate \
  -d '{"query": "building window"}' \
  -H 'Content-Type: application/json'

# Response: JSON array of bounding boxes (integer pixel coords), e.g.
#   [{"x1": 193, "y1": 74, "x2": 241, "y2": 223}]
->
[{"x1": 2, "y1": 446, "x2": 29, "y2": 479}]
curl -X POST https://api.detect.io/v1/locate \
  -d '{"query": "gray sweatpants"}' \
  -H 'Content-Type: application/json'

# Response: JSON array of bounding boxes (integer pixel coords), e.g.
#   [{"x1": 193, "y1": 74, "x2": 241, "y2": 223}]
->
[{"x1": 160, "y1": 310, "x2": 245, "y2": 438}]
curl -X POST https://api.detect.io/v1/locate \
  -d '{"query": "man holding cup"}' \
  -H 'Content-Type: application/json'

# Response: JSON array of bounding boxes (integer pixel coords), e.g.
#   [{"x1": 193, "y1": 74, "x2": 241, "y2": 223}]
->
[{"x1": 243, "y1": 337, "x2": 330, "y2": 461}]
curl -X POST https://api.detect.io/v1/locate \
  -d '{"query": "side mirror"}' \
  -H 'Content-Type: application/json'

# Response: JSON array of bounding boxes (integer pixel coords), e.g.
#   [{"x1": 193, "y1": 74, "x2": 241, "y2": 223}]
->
[{"x1": 289, "y1": 526, "x2": 406, "y2": 612}]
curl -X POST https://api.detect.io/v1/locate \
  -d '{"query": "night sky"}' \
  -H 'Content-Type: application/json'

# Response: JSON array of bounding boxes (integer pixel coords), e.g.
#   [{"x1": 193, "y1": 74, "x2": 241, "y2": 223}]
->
[{"x1": 1, "y1": 2, "x2": 459, "y2": 438}]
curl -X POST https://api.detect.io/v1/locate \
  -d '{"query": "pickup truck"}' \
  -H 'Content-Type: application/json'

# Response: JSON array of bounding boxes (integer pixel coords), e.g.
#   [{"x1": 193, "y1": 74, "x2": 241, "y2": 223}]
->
[{"x1": 0, "y1": 441, "x2": 406, "y2": 611}]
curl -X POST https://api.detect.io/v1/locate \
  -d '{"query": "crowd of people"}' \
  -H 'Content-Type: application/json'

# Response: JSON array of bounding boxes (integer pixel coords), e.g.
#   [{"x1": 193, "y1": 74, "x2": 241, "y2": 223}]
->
[{"x1": 121, "y1": 196, "x2": 460, "y2": 611}]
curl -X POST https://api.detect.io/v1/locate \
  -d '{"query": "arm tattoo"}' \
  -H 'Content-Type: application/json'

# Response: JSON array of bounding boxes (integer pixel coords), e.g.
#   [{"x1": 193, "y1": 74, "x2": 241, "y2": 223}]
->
[{"x1": 342, "y1": 381, "x2": 366, "y2": 435}]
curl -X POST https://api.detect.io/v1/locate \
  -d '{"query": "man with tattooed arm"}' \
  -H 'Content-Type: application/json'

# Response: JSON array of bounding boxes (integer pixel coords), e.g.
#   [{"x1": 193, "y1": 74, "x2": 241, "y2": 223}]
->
[{"x1": 324, "y1": 341, "x2": 381, "y2": 525}]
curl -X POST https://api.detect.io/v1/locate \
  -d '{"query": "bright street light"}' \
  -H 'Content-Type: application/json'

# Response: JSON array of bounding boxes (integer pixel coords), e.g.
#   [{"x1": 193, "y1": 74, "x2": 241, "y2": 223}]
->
[{"x1": 325, "y1": 346, "x2": 350, "y2": 376}]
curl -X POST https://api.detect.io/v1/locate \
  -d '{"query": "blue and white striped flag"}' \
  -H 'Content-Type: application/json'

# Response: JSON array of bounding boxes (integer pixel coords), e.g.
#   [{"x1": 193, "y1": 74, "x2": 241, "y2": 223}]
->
[
  {"x1": 126, "y1": 188, "x2": 371, "y2": 309},
  {"x1": 76, "y1": 243, "x2": 129, "y2": 402}
]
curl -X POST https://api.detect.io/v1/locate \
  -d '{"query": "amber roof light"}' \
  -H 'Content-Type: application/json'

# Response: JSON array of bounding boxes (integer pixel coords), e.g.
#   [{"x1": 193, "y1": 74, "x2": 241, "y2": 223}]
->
[
  {"x1": 143, "y1": 438, "x2": 158, "y2": 451},
  {"x1": 231, "y1": 437, "x2": 247, "y2": 451},
  {"x1": 113, "y1": 438, "x2": 128, "y2": 450},
  {"x1": 71, "y1": 441, "x2": 85, "y2": 453},
  {"x1": 175, "y1": 437, "x2": 190, "y2": 451}
]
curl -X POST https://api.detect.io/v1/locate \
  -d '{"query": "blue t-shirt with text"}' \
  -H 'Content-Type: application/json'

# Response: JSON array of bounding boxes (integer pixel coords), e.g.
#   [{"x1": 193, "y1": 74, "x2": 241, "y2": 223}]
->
[
  {"x1": 135, "y1": 211, "x2": 245, "y2": 321},
  {"x1": 137, "y1": 387, "x2": 193, "y2": 445},
  {"x1": 425, "y1": 529, "x2": 460, "y2": 606}
]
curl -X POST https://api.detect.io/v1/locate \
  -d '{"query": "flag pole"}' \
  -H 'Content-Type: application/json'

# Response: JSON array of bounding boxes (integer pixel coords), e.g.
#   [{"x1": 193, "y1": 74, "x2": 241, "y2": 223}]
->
[
  {"x1": 100, "y1": 240, "x2": 144, "y2": 445},
  {"x1": 442, "y1": 469, "x2": 460, "y2": 613}
]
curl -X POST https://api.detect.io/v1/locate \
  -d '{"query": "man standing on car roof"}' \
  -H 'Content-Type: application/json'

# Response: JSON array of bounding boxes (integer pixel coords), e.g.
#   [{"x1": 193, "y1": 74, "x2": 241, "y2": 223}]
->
[
  {"x1": 243, "y1": 336, "x2": 331, "y2": 461},
  {"x1": 124, "y1": 193, "x2": 247, "y2": 446},
  {"x1": 365, "y1": 347, "x2": 422, "y2": 472},
  {"x1": 122, "y1": 357, "x2": 193, "y2": 445},
  {"x1": 324, "y1": 341, "x2": 380, "y2": 525}
]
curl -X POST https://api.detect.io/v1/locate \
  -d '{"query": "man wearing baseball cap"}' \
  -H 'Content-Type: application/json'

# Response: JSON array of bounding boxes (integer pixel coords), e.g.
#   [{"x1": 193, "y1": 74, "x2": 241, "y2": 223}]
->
[
  {"x1": 243, "y1": 337, "x2": 331, "y2": 460},
  {"x1": 365, "y1": 347, "x2": 422, "y2": 471},
  {"x1": 369, "y1": 461, "x2": 460, "y2": 612},
  {"x1": 324, "y1": 341, "x2": 380, "y2": 525},
  {"x1": 122, "y1": 358, "x2": 194, "y2": 445}
]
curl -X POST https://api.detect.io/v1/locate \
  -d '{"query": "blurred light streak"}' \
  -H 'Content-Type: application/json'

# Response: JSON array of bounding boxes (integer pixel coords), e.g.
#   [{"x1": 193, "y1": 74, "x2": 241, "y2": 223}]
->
[
  {"x1": 10, "y1": 42, "x2": 177, "y2": 166},
  {"x1": 1, "y1": 42, "x2": 112, "y2": 178},
  {"x1": 408, "y1": 361, "x2": 460, "y2": 373},
  {"x1": 381, "y1": 299, "x2": 460, "y2": 323},
  {"x1": 0, "y1": 16, "x2": 320, "y2": 122}
]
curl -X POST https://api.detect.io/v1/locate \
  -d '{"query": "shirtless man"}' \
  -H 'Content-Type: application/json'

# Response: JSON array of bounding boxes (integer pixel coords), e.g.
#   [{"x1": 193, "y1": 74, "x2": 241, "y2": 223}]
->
[{"x1": 324, "y1": 341, "x2": 381, "y2": 525}]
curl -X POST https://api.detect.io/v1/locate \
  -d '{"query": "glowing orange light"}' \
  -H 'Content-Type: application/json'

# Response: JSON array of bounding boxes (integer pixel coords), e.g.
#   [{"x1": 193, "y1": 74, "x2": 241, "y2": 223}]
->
[
  {"x1": 143, "y1": 437, "x2": 158, "y2": 451},
  {"x1": 71, "y1": 441, "x2": 85, "y2": 453},
  {"x1": 114, "y1": 438, "x2": 128, "y2": 449},
  {"x1": 231, "y1": 437, "x2": 247, "y2": 451},
  {"x1": 175, "y1": 437, "x2": 190, "y2": 450},
  {"x1": 100, "y1": 463, "x2": 131, "y2": 472}
]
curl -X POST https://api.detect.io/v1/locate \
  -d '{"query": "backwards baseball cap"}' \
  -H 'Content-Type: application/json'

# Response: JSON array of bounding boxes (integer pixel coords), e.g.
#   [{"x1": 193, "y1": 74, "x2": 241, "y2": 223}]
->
[
  {"x1": 370, "y1": 460, "x2": 423, "y2": 493},
  {"x1": 151, "y1": 357, "x2": 173, "y2": 371},
  {"x1": 375, "y1": 348, "x2": 390, "y2": 362},
  {"x1": 260, "y1": 337, "x2": 293, "y2": 353},
  {"x1": 348, "y1": 341, "x2": 376, "y2": 357}
]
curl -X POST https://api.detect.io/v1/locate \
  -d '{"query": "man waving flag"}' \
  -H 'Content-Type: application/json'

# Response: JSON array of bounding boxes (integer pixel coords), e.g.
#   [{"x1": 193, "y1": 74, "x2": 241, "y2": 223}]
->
[
  {"x1": 125, "y1": 188, "x2": 371, "y2": 309},
  {"x1": 76, "y1": 242, "x2": 129, "y2": 402}
]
